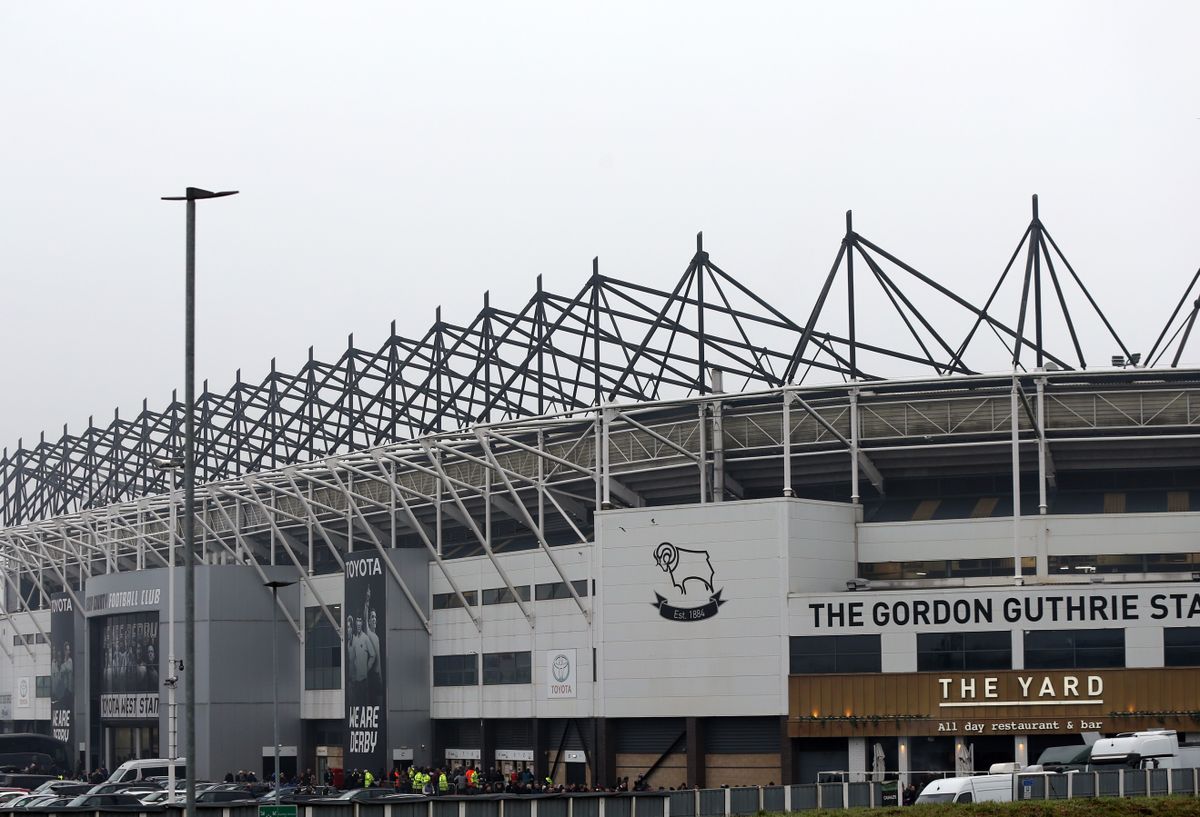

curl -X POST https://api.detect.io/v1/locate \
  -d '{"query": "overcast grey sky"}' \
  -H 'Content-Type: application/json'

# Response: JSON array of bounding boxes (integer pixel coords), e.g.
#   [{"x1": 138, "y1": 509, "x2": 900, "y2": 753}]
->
[{"x1": 2, "y1": 1, "x2": 1197, "y2": 447}]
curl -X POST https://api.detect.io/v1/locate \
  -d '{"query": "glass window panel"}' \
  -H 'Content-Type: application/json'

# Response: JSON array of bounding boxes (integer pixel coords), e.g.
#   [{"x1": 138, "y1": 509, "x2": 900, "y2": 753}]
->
[
  {"x1": 304, "y1": 604, "x2": 342, "y2": 690},
  {"x1": 482, "y1": 586, "x2": 531, "y2": 605},
  {"x1": 482, "y1": 651, "x2": 532, "y2": 684},
  {"x1": 790, "y1": 635, "x2": 880, "y2": 674},
  {"x1": 433, "y1": 590, "x2": 478, "y2": 610}
]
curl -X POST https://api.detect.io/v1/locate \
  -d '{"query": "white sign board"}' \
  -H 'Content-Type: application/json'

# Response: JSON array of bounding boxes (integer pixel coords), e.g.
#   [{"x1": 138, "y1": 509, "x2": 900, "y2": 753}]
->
[
  {"x1": 496, "y1": 749, "x2": 534, "y2": 762},
  {"x1": 546, "y1": 649, "x2": 577, "y2": 699},
  {"x1": 564, "y1": 750, "x2": 586, "y2": 763},
  {"x1": 446, "y1": 748, "x2": 481, "y2": 760},
  {"x1": 100, "y1": 693, "x2": 159, "y2": 719},
  {"x1": 16, "y1": 678, "x2": 30, "y2": 709},
  {"x1": 393, "y1": 748, "x2": 414, "y2": 761}
]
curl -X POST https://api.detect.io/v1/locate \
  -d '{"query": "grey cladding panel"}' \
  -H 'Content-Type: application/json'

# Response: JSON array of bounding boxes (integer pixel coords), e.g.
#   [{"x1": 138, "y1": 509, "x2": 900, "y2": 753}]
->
[{"x1": 614, "y1": 718, "x2": 686, "y2": 753}]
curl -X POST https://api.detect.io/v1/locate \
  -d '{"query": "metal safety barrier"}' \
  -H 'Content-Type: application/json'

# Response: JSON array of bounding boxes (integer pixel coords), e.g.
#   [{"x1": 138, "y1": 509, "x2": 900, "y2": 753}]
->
[{"x1": 11, "y1": 773, "x2": 1200, "y2": 817}]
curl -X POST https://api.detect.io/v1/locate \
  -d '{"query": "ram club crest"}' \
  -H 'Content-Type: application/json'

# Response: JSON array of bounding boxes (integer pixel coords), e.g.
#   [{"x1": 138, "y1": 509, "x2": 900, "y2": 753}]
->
[{"x1": 651, "y1": 541, "x2": 726, "y2": 621}]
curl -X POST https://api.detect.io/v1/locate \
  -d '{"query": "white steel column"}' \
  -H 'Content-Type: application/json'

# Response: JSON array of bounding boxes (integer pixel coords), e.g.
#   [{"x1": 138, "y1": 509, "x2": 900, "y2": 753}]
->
[
  {"x1": 601, "y1": 406, "x2": 612, "y2": 510},
  {"x1": 783, "y1": 391, "x2": 793, "y2": 497},
  {"x1": 849, "y1": 389, "x2": 860, "y2": 505},
  {"x1": 1036, "y1": 377, "x2": 1048, "y2": 515},
  {"x1": 1011, "y1": 372, "x2": 1022, "y2": 584},
  {"x1": 710, "y1": 368, "x2": 724, "y2": 502}
]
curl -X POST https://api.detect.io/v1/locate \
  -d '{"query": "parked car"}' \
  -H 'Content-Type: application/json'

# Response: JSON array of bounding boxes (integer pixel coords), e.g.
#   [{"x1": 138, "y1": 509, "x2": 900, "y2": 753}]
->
[
  {"x1": 0, "y1": 792, "x2": 26, "y2": 807},
  {"x1": 311, "y1": 787, "x2": 400, "y2": 803},
  {"x1": 916, "y1": 774, "x2": 1013, "y2": 804},
  {"x1": 106, "y1": 758, "x2": 187, "y2": 785},
  {"x1": 64, "y1": 793, "x2": 145, "y2": 808},
  {"x1": 4, "y1": 794, "x2": 50, "y2": 809},
  {"x1": 21, "y1": 795, "x2": 75, "y2": 811},
  {"x1": 196, "y1": 788, "x2": 256, "y2": 804},
  {"x1": 88, "y1": 781, "x2": 162, "y2": 795},
  {"x1": 30, "y1": 781, "x2": 85, "y2": 795}
]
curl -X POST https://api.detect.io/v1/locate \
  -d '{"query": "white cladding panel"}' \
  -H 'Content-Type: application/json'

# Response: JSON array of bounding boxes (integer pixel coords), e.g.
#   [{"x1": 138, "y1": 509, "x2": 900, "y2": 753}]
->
[
  {"x1": 0, "y1": 610, "x2": 51, "y2": 722},
  {"x1": 859, "y1": 512, "x2": 1200, "y2": 564},
  {"x1": 787, "y1": 500, "x2": 859, "y2": 593},
  {"x1": 598, "y1": 497, "x2": 855, "y2": 718},
  {"x1": 429, "y1": 547, "x2": 594, "y2": 720}
]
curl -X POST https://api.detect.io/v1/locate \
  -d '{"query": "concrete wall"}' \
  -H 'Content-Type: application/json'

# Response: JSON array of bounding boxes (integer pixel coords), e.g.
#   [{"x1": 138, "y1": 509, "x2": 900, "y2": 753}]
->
[
  {"x1": 85, "y1": 565, "x2": 301, "y2": 781},
  {"x1": 615, "y1": 751, "x2": 686, "y2": 789},
  {"x1": 705, "y1": 753, "x2": 781, "y2": 787}
]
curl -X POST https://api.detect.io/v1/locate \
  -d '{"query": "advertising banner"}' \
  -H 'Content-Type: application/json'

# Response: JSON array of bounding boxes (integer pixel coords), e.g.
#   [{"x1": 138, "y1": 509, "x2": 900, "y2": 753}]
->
[
  {"x1": 50, "y1": 593, "x2": 76, "y2": 746},
  {"x1": 98, "y1": 612, "x2": 159, "y2": 720},
  {"x1": 344, "y1": 554, "x2": 386, "y2": 774}
]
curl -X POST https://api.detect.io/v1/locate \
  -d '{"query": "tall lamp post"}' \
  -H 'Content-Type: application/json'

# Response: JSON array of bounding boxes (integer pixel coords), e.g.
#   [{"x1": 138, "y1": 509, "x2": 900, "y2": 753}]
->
[
  {"x1": 151, "y1": 456, "x2": 184, "y2": 804},
  {"x1": 161, "y1": 187, "x2": 238, "y2": 817},
  {"x1": 264, "y1": 580, "x2": 297, "y2": 806}
]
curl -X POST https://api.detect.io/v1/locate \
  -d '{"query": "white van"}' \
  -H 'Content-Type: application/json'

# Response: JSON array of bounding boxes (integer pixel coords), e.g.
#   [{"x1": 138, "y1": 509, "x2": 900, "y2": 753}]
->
[
  {"x1": 106, "y1": 758, "x2": 187, "y2": 784},
  {"x1": 916, "y1": 774, "x2": 1013, "y2": 804}
]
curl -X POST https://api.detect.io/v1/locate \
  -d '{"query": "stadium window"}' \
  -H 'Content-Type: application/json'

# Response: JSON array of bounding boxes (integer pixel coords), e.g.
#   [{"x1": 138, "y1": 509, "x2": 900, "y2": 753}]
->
[
  {"x1": 34, "y1": 676, "x2": 50, "y2": 698},
  {"x1": 433, "y1": 654, "x2": 479, "y2": 686},
  {"x1": 1049, "y1": 553, "x2": 1200, "y2": 575},
  {"x1": 789, "y1": 635, "x2": 881, "y2": 674},
  {"x1": 432, "y1": 590, "x2": 478, "y2": 610},
  {"x1": 917, "y1": 631, "x2": 1011, "y2": 671},
  {"x1": 481, "y1": 586, "x2": 531, "y2": 606},
  {"x1": 534, "y1": 579, "x2": 590, "y2": 601},
  {"x1": 304, "y1": 604, "x2": 342, "y2": 690},
  {"x1": 482, "y1": 651, "x2": 532, "y2": 685},
  {"x1": 1164, "y1": 628, "x2": 1200, "y2": 667},
  {"x1": 1024, "y1": 629, "x2": 1124, "y2": 669},
  {"x1": 860, "y1": 558, "x2": 1034, "y2": 581}
]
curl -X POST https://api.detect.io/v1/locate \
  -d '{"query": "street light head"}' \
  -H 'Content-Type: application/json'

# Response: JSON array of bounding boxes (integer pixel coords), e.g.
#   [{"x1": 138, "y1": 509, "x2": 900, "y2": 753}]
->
[
  {"x1": 161, "y1": 188, "x2": 240, "y2": 201},
  {"x1": 264, "y1": 580, "x2": 297, "y2": 590},
  {"x1": 152, "y1": 456, "x2": 185, "y2": 470}
]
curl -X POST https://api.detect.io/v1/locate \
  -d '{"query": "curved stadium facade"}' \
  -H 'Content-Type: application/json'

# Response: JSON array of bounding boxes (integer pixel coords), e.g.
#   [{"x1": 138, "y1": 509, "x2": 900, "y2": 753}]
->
[{"x1": 2, "y1": 199, "x2": 1200, "y2": 785}]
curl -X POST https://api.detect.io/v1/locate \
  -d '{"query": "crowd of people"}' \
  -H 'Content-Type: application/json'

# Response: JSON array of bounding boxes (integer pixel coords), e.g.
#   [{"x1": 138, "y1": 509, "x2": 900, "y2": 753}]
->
[{"x1": 326, "y1": 765, "x2": 664, "y2": 795}]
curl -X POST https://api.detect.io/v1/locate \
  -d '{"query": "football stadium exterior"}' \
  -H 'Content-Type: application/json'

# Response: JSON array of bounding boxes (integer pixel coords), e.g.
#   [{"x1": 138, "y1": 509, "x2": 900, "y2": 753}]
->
[{"x1": 1, "y1": 200, "x2": 1199, "y2": 785}]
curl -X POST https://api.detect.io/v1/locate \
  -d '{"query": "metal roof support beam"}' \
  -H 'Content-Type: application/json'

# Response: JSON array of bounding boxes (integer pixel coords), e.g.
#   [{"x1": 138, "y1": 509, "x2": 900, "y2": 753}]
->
[
  {"x1": 346, "y1": 515, "x2": 432, "y2": 635},
  {"x1": 204, "y1": 491, "x2": 301, "y2": 637},
  {"x1": 0, "y1": 616, "x2": 16, "y2": 662},
  {"x1": 11, "y1": 531, "x2": 82, "y2": 615},
  {"x1": 474, "y1": 430, "x2": 590, "y2": 623},
  {"x1": 788, "y1": 392, "x2": 885, "y2": 497},
  {"x1": 418, "y1": 439, "x2": 535, "y2": 627},
  {"x1": 223, "y1": 482, "x2": 341, "y2": 638},
  {"x1": 281, "y1": 471, "x2": 348, "y2": 571},
  {"x1": 365, "y1": 451, "x2": 481, "y2": 630},
  {"x1": 0, "y1": 553, "x2": 47, "y2": 660},
  {"x1": 425, "y1": 437, "x2": 593, "y2": 546},
  {"x1": 322, "y1": 468, "x2": 433, "y2": 635}
]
